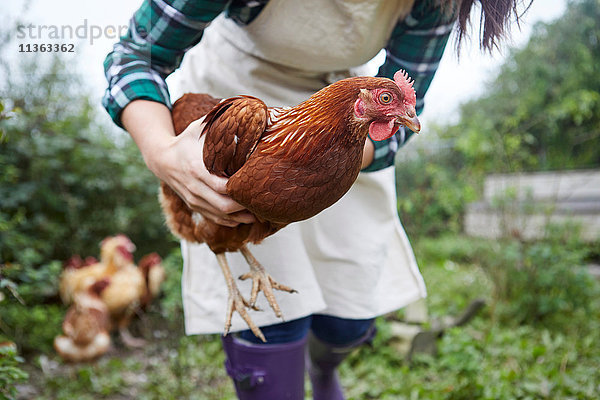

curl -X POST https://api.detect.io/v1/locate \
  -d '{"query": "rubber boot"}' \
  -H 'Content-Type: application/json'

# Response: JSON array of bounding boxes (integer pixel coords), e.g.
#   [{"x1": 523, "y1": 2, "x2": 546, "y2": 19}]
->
[
  {"x1": 222, "y1": 335, "x2": 306, "y2": 400},
  {"x1": 307, "y1": 324, "x2": 376, "y2": 400}
]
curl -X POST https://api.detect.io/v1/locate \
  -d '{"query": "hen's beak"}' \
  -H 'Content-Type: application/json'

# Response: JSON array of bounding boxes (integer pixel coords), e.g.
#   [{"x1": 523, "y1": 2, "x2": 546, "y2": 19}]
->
[{"x1": 397, "y1": 114, "x2": 421, "y2": 133}]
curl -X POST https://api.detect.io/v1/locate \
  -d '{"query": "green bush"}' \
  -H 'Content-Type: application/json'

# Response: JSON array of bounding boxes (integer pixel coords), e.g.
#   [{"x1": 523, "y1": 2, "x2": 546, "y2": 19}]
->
[
  {"x1": 395, "y1": 0, "x2": 600, "y2": 239},
  {"x1": 414, "y1": 234, "x2": 490, "y2": 265},
  {"x1": 0, "y1": 56, "x2": 176, "y2": 270},
  {"x1": 0, "y1": 259, "x2": 63, "y2": 352},
  {"x1": 450, "y1": 0, "x2": 600, "y2": 173},
  {"x1": 475, "y1": 225, "x2": 598, "y2": 326},
  {"x1": 1, "y1": 261, "x2": 62, "y2": 304},
  {"x1": 157, "y1": 249, "x2": 185, "y2": 331},
  {"x1": 395, "y1": 145, "x2": 476, "y2": 237},
  {"x1": 0, "y1": 342, "x2": 28, "y2": 400},
  {"x1": 0, "y1": 304, "x2": 63, "y2": 354}
]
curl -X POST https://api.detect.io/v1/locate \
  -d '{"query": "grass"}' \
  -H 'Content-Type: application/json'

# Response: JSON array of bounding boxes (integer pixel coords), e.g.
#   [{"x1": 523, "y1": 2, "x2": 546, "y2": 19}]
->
[{"x1": 11, "y1": 235, "x2": 600, "y2": 399}]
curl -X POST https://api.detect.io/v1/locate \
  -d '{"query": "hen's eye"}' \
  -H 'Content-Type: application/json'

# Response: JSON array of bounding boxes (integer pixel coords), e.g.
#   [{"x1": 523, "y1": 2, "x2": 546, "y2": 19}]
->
[{"x1": 379, "y1": 92, "x2": 393, "y2": 104}]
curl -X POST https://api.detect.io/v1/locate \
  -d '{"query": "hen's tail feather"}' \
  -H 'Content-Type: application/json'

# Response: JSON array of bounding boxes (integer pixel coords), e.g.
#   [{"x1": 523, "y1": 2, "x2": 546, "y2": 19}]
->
[{"x1": 159, "y1": 183, "x2": 204, "y2": 243}]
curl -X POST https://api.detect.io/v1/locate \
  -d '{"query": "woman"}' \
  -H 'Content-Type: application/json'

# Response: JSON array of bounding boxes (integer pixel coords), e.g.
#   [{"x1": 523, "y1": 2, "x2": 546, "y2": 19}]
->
[{"x1": 103, "y1": 1, "x2": 521, "y2": 398}]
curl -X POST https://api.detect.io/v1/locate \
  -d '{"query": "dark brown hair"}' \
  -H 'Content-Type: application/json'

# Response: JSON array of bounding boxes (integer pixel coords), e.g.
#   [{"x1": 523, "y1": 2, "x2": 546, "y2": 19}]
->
[{"x1": 445, "y1": 0, "x2": 533, "y2": 52}]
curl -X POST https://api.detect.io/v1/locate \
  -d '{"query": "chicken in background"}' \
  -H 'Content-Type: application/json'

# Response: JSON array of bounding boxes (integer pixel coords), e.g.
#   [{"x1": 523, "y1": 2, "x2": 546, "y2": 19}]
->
[
  {"x1": 98, "y1": 253, "x2": 147, "y2": 348},
  {"x1": 63, "y1": 254, "x2": 99, "y2": 269},
  {"x1": 59, "y1": 235, "x2": 166, "y2": 348},
  {"x1": 160, "y1": 71, "x2": 421, "y2": 341},
  {"x1": 59, "y1": 235, "x2": 136, "y2": 305},
  {"x1": 99, "y1": 252, "x2": 165, "y2": 347},
  {"x1": 54, "y1": 279, "x2": 111, "y2": 362},
  {"x1": 138, "y1": 252, "x2": 166, "y2": 309}
]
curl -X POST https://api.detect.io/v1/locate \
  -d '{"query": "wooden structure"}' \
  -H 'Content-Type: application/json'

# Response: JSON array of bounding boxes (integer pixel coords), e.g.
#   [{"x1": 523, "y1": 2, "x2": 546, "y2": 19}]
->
[{"x1": 465, "y1": 169, "x2": 600, "y2": 241}]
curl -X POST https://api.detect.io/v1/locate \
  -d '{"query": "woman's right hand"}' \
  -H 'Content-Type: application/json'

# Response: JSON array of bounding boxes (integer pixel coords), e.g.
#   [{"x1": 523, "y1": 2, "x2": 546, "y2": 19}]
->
[{"x1": 122, "y1": 100, "x2": 256, "y2": 227}]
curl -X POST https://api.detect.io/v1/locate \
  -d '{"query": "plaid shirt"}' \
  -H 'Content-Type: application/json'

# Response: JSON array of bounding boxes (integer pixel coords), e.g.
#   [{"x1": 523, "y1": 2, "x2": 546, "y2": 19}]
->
[{"x1": 103, "y1": 0, "x2": 455, "y2": 171}]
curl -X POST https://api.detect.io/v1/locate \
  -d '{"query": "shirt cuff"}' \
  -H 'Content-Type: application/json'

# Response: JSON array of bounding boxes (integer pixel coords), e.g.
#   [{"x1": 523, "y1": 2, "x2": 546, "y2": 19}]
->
[{"x1": 102, "y1": 68, "x2": 172, "y2": 128}]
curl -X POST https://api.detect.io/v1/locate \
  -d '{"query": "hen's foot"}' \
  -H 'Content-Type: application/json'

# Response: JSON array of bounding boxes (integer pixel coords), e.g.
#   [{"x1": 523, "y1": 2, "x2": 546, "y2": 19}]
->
[
  {"x1": 216, "y1": 253, "x2": 266, "y2": 342},
  {"x1": 119, "y1": 327, "x2": 146, "y2": 348},
  {"x1": 239, "y1": 245, "x2": 297, "y2": 319}
]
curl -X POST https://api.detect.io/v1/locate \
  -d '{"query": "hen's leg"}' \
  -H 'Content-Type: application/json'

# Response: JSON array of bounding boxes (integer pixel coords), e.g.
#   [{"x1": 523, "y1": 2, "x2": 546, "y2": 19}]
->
[
  {"x1": 216, "y1": 253, "x2": 266, "y2": 342},
  {"x1": 118, "y1": 311, "x2": 146, "y2": 348},
  {"x1": 119, "y1": 326, "x2": 146, "y2": 348},
  {"x1": 238, "y1": 244, "x2": 297, "y2": 319}
]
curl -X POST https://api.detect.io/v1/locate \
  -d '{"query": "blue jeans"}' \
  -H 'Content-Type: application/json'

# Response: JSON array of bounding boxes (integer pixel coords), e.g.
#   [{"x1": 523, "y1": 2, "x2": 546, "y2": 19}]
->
[{"x1": 239, "y1": 314, "x2": 375, "y2": 346}]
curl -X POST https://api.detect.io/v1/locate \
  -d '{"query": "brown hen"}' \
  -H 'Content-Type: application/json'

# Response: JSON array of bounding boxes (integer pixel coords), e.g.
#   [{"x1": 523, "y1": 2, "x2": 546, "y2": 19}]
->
[
  {"x1": 160, "y1": 71, "x2": 420, "y2": 341},
  {"x1": 54, "y1": 279, "x2": 111, "y2": 362}
]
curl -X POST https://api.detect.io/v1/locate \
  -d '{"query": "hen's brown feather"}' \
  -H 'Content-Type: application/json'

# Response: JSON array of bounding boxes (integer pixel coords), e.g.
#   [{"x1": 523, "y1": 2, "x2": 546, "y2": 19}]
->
[
  {"x1": 172, "y1": 93, "x2": 220, "y2": 135},
  {"x1": 202, "y1": 96, "x2": 268, "y2": 177}
]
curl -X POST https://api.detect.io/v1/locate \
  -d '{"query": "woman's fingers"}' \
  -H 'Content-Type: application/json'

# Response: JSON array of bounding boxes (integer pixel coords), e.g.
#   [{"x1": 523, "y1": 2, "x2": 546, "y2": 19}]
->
[
  {"x1": 178, "y1": 181, "x2": 256, "y2": 226},
  {"x1": 184, "y1": 180, "x2": 246, "y2": 213},
  {"x1": 228, "y1": 210, "x2": 257, "y2": 224},
  {"x1": 163, "y1": 118, "x2": 257, "y2": 227},
  {"x1": 202, "y1": 211, "x2": 256, "y2": 227}
]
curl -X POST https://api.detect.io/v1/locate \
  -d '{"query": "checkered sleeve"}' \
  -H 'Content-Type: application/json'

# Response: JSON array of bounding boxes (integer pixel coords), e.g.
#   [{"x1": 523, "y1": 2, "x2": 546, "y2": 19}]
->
[
  {"x1": 363, "y1": 0, "x2": 455, "y2": 172},
  {"x1": 102, "y1": 0, "x2": 229, "y2": 127}
]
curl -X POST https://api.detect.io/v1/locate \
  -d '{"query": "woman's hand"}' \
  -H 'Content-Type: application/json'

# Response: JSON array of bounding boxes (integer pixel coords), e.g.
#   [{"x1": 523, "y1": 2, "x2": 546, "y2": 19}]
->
[
  {"x1": 122, "y1": 100, "x2": 256, "y2": 227},
  {"x1": 361, "y1": 138, "x2": 375, "y2": 169},
  {"x1": 155, "y1": 120, "x2": 256, "y2": 227}
]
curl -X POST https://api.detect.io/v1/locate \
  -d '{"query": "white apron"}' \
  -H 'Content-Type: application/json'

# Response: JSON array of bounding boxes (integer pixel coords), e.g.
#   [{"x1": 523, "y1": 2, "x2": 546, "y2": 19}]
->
[{"x1": 171, "y1": 0, "x2": 427, "y2": 335}]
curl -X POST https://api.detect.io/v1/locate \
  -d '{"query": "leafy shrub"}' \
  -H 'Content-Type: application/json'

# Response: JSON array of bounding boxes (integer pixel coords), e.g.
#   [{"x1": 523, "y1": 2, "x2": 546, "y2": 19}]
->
[
  {"x1": 157, "y1": 249, "x2": 185, "y2": 330},
  {"x1": 450, "y1": 0, "x2": 600, "y2": 173},
  {"x1": 0, "y1": 342, "x2": 28, "y2": 400},
  {"x1": 0, "y1": 304, "x2": 63, "y2": 354},
  {"x1": 475, "y1": 224, "x2": 598, "y2": 326},
  {"x1": 0, "y1": 56, "x2": 176, "y2": 270},
  {"x1": 395, "y1": 144, "x2": 476, "y2": 237},
  {"x1": 0, "y1": 261, "x2": 64, "y2": 352},
  {"x1": 414, "y1": 234, "x2": 490, "y2": 265},
  {"x1": 1, "y1": 261, "x2": 62, "y2": 304},
  {"x1": 0, "y1": 52, "x2": 180, "y2": 354}
]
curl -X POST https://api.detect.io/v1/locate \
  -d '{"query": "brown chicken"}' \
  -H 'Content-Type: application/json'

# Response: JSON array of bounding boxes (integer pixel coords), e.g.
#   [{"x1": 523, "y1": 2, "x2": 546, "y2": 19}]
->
[
  {"x1": 59, "y1": 235, "x2": 136, "y2": 305},
  {"x1": 54, "y1": 279, "x2": 111, "y2": 362},
  {"x1": 160, "y1": 71, "x2": 420, "y2": 341}
]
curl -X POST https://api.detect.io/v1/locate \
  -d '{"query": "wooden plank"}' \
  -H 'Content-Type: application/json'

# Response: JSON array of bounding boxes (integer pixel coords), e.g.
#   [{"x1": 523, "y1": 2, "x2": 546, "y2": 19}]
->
[
  {"x1": 465, "y1": 208, "x2": 600, "y2": 241},
  {"x1": 465, "y1": 169, "x2": 600, "y2": 241},
  {"x1": 484, "y1": 170, "x2": 600, "y2": 202}
]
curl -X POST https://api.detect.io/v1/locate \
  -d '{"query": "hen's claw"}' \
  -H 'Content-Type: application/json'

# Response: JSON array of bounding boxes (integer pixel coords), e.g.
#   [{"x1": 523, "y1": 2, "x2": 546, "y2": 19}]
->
[
  {"x1": 224, "y1": 284, "x2": 265, "y2": 342},
  {"x1": 239, "y1": 245, "x2": 297, "y2": 319},
  {"x1": 216, "y1": 253, "x2": 266, "y2": 342}
]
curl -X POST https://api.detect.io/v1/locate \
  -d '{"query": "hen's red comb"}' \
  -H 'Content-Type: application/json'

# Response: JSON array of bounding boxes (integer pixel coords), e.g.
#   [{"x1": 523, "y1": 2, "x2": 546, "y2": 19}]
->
[{"x1": 393, "y1": 70, "x2": 416, "y2": 106}]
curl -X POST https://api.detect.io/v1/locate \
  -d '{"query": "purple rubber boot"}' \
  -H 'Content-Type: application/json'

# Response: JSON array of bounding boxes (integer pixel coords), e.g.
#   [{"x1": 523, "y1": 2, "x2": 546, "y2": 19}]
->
[
  {"x1": 307, "y1": 324, "x2": 376, "y2": 400},
  {"x1": 221, "y1": 335, "x2": 307, "y2": 400}
]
